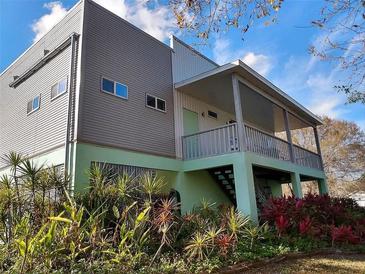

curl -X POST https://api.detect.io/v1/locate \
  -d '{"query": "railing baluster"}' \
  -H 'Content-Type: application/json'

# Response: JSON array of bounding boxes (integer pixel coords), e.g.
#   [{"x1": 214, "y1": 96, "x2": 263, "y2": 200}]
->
[{"x1": 182, "y1": 123, "x2": 322, "y2": 170}]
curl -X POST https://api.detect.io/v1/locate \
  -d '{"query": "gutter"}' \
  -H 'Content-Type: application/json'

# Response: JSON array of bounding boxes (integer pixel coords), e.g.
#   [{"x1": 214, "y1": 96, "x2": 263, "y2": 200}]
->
[
  {"x1": 9, "y1": 36, "x2": 75, "y2": 88},
  {"x1": 64, "y1": 33, "x2": 80, "y2": 178}
]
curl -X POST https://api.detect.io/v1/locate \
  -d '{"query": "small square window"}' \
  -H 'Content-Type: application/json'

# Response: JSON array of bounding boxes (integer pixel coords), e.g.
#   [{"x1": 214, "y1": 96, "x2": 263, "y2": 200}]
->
[
  {"x1": 27, "y1": 95, "x2": 40, "y2": 114},
  {"x1": 51, "y1": 83, "x2": 58, "y2": 99},
  {"x1": 102, "y1": 78, "x2": 114, "y2": 93},
  {"x1": 115, "y1": 83, "x2": 128, "y2": 98},
  {"x1": 208, "y1": 110, "x2": 218, "y2": 119},
  {"x1": 33, "y1": 96, "x2": 39, "y2": 110},
  {"x1": 51, "y1": 78, "x2": 67, "y2": 100},
  {"x1": 101, "y1": 77, "x2": 128, "y2": 100},
  {"x1": 146, "y1": 94, "x2": 166, "y2": 112},
  {"x1": 146, "y1": 95, "x2": 156, "y2": 108},
  {"x1": 157, "y1": 98, "x2": 166, "y2": 111},
  {"x1": 27, "y1": 101, "x2": 33, "y2": 113},
  {"x1": 58, "y1": 78, "x2": 67, "y2": 93}
]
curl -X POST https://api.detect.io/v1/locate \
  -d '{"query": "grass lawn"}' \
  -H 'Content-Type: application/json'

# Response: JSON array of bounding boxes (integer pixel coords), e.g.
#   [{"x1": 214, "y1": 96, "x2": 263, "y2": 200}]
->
[{"x1": 222, "y1": 253, "x2": 365, "y2": 274}]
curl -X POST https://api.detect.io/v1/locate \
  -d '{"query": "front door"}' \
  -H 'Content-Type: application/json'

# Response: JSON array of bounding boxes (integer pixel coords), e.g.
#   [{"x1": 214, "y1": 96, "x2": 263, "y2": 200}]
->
[
  {"x1": 183, "y1": 109, "x2": 199, "y2": 158},
  {"x1": 183, "y1": 108, "x2": 199, "y2": 135}
]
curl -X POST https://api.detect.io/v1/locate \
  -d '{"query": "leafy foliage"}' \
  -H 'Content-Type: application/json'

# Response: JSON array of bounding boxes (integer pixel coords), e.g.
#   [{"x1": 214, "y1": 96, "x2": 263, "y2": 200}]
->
[
  {"x1": 261, "y1": 194, "x2": 365, "y2": 246},
  {"x1": 1, "y1": 155, "x2": 364, "y2": 273}
]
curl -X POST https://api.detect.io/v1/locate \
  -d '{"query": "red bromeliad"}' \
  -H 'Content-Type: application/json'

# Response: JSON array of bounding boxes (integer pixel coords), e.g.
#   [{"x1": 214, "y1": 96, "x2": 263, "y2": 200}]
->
[
  {"x1": 275, "y1": 215, "x2": 289, "y2": 236},
  {"x1": 331, "y1": 225, "x2": 360, "y2": 245},
  {"x1": 298, "y1": 216, "x2": 312, "y2": 235}
]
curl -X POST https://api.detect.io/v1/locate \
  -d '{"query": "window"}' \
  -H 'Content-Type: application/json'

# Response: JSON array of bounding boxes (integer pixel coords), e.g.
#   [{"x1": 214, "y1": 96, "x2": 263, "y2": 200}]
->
[
  {"x1": 208, "y1": 110, "x2": 218, "y2": 119},
  {"x1": 51, "y1": 77, "x2": 67, "y2": 100},
  {"x1": 27, "y1": 95, "x2": 40, "y2": 114},
  {"x1": 101, "y1": 77, "x2": 128, "y2": 99},
  {"x1": 91, "y1": 162, "x2": 155, "y2": 180},
  {"x1": 146, "y1": 94, "x2": 166, "y2": 112}
]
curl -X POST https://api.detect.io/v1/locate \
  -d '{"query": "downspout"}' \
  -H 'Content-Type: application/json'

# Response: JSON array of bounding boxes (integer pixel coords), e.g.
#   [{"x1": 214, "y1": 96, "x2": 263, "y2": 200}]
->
[{"x1": 64, "y1": 33, "x2": 79, "y2": 181}]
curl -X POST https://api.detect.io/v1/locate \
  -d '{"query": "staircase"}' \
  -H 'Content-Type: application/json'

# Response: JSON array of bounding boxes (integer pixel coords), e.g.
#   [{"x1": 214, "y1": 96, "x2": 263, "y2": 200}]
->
[{"x1": 208, "y1": 165, "x2": 236, "y2": 206}]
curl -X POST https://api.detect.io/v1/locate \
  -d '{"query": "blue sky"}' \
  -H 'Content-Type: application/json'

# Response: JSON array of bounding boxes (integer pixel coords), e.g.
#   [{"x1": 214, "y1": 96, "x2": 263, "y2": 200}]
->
[{"x1": 1, "y1": 0, "x2": 364, "y2": 129}]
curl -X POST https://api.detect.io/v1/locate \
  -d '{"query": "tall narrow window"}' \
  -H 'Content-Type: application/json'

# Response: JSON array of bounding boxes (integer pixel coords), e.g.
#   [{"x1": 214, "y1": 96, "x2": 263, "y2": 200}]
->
[
  {"x1": 101, "y1": 77, "x2": 128, "y2": 99},
  {"x1": 145, "y1": 94, "x2": 166, "y2": 112},
  {"x1": 51, "y1": 77, "x2": 67, "y2": 100},
  {"x1": 27, "y1": 95, "x2": 40, "y2": 114}
]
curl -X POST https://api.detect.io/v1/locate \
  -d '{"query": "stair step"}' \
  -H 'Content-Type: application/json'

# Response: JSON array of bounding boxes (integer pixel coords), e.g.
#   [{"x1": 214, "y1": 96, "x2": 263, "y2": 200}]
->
[{"x1": 208, "y1": 166, "x2": 236, "y2": 207}]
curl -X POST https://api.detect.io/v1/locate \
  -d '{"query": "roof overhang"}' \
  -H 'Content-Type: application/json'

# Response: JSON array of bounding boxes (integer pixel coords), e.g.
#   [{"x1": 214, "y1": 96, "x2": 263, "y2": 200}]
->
[{"x1": 175, "y1": 60, "x2": 323, "y2": 126}]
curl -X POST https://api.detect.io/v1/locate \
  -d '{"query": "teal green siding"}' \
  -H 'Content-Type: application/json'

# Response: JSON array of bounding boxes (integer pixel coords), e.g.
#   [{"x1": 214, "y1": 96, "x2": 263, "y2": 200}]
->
[{"x1": 71, "y1": 142, "x2": 327, "y2": 222}]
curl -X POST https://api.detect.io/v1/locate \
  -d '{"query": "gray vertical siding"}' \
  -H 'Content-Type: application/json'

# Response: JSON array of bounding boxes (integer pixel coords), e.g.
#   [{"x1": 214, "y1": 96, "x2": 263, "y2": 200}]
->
[
  {"x1": 171, "y1": 37, "x2": 218, "y2": 83},
  {"x1": 78, "y1": 0, "x2": 175, "y2": 157},
  {"x1": 0, "y1": 2, "x2": 83, "y2": 168}
]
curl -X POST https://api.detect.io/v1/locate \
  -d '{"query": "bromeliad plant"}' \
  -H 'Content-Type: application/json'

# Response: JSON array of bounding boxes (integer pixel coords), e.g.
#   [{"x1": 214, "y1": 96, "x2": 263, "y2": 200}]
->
[
  {"x1": 261, "y1": 194, "x2": 365, "y2": 246},
  {"x1": 1, "y1": 153, "x2": 364, "y2": 273}
]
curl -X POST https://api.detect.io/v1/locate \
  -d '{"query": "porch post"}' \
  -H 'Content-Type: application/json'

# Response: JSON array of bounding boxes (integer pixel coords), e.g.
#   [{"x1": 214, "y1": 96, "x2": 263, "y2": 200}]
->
[
  {"x1": 318, "y1": 178, "x2": 329, "y2": 195},
  {"x1": 283, "y1": 109, "x2": 295, "y2": 163},
  {"x1": 233, "y1": 155, "x2": 258, "y2": 222},
  {"x1": 290, "y1": 172, "x2": 303, "y2": 198},
  {"x1": 313, "y1": 126, "x2": 324, "y2": 170},
  {"x1": 232, "y1": 73, "x2": 246, "y2": 150}
]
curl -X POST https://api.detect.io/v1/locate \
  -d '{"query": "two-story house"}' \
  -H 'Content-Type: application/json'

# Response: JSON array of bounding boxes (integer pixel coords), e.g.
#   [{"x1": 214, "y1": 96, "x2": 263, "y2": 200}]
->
[{"x1": 0, "y1": 0, "x2": 328, "y2": 221}]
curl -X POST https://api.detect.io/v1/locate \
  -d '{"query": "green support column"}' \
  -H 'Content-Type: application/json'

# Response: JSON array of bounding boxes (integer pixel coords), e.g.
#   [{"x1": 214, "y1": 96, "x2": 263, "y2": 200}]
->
[
  {"x1": 233, "y1": 155, "x2": 258, "y2": 222},
  {"x1": 318, "y1": 178, "x2": 328, "y2": 195},
  {"x1": 290, "y1": 172, "x2": 303, "y2": 198},
  {"x1": 268, "y1": 180, "x2": 283, "y2": 198}
]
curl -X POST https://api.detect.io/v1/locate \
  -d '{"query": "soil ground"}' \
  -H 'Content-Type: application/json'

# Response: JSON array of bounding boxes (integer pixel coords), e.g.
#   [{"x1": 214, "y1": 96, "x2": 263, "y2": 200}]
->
[{"x1": 220, "y1": 253, "x2": 365, "y2": 274}]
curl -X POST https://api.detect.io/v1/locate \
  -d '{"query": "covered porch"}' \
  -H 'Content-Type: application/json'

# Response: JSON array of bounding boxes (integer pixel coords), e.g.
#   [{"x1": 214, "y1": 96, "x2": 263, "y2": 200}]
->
[{"x1": 175, "y1": 60, "x2": 324, "y2": 171}]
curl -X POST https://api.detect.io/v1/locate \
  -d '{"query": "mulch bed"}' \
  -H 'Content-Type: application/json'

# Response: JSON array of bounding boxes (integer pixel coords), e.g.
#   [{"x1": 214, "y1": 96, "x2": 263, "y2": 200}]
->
[{"x1": 217, "y1": 249, "x2": 364, "y2": 274}]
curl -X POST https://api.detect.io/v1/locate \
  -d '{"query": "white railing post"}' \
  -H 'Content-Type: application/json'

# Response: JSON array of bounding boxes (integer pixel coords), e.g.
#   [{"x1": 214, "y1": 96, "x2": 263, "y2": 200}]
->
[
  {"x1": 232, "y1": 73, "x2": 246, "y2": 151},
  {"x1": 283, "y1": 109, "x2": 295, "y2": 163},
  {"x1": 313, "y1": 126, "x2": 324, "y2": 170}
]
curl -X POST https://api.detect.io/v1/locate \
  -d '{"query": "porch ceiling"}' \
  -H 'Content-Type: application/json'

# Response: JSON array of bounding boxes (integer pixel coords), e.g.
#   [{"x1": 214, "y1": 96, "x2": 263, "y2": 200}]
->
[{"x1": 175, "y1": 60, "x2": 322, "y2": 127}]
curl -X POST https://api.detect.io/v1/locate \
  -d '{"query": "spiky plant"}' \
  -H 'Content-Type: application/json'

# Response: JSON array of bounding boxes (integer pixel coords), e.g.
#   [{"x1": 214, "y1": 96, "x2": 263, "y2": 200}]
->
[
  {"x1": 87, "y1": 163, "x2": 113, "y2": 209},
  {"x1": 150, "y1": 198, "x2": 180, "y2": 264},
  {"x1": 226, "y1": 207, "x2": 250, "y2": 242},
  {"x1": 243, "y1": 222, "x2": 269, "y2": 249},
  {"x1": 19, "y1": 159, "x2": 43, "y2": 211},
  {"x1": 139, "y1": 172, "x2": 166, "y2": 204},
  {"x1": 2, "y1": 152, "x2": 23, "y2": 212},
  {"x1": 185, "y1": 231, "x2": 211, "y2": 261},
  {"x1": 115, "y1": 173, "x2": 136, "y2": 205},
  {"x1": 0, "y1": 175, "x2": 15, "y2": 243}
]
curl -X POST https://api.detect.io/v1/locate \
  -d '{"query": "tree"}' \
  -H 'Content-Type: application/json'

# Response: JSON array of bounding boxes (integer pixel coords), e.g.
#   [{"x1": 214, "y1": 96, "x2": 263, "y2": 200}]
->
[
  {"x1": 310, "y1": 0, "x2": 365, "y2": 104},
  {"x1": 292, "y1": 116, "x2": 365, "y2": 196},
  {"x1": 170, "y1": 0, "x2": 283, "y2": 41},
  {"x1": 170, "y1": 0, "x2": 364, "y2": 104}
]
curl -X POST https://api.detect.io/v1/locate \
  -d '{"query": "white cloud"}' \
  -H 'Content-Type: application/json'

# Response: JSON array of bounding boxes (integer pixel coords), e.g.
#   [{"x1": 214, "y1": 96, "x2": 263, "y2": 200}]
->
[
  {"x1": 32, "y1": 2, "x2": 68, "y2": 42},
  {"x1": 271, "y1": 52, "x2": 349, "y2": 119},
  {"x1": 31, "y1": 0, "x2": 174, "y2": 42},
  {"x1": 93, "y1": 0, "x2": 174, "y2": 41},
  {"x1": 213, "y1": 38, "x2": 272, "y2": 76},
  {"x1": 242, "y1": 52, "x2": 272, "y2": 76},
  {"x1": 309, "y1": 96, "x2": 344, "y2": 118},
  {"x1": 93, "y1": 0, "x2": 128, "y2": 18},
  {"x1": 213, "y1": 38, "x2": 245, "y2": 64}
]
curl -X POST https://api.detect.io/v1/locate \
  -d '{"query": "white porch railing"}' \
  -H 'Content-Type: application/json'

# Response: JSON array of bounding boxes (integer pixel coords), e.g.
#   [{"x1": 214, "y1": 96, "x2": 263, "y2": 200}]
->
[
  {"x1": 244, "y1": 124, "x2": 291, "y2": 162},
  {"x1": 293, "y1": 145, "x2": 322, "y2": 170},
  {"x1": 182, "y1": 123, "x2": 240, "y2": 160},
  {"x1": 182, "y1": 123, "x2": 323, "y2": 171}
]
